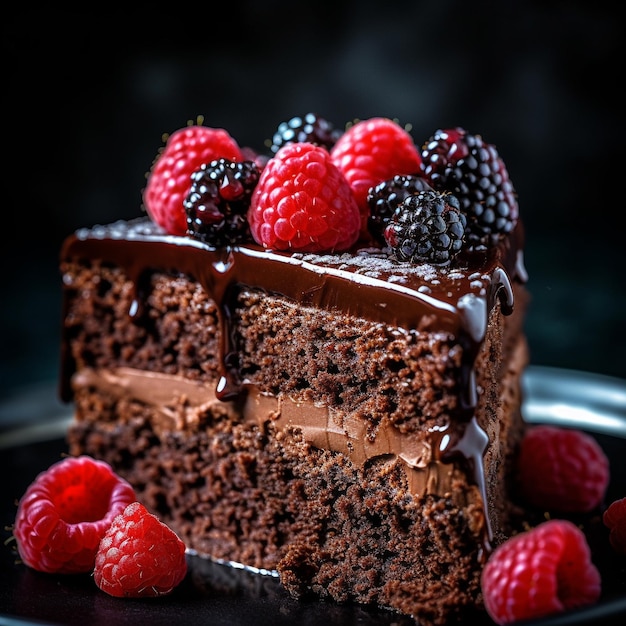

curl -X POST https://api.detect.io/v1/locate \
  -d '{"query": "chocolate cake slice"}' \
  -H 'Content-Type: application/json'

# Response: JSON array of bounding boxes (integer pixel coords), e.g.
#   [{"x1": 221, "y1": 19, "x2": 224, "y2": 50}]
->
[{"x1": 59, "y1": 119, "x2": 530, "y2": 625}]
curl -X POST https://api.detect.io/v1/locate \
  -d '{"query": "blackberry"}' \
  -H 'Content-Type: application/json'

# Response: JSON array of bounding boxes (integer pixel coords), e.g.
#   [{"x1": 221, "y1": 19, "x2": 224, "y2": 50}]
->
[
  {"x1": 366, "y1": 174, "x2": 433, "y2": 244},
  {"x1": 421, "y1": 127, "x2": 518, "y2": 249},
  {"x1": 184, "y1": 158, "x2": 260, "y2": 246},
  {"x1": 269, "y1": 113, "x2": 342, "y2": 154},
  {"x1": 384, "y1": 190, "x2": 466, "y2": 265}
]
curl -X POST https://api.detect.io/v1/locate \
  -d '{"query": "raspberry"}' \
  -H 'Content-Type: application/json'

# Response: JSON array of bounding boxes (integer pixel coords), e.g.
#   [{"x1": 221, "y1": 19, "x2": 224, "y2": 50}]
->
[
  {"x1": 330, "y1": 118, "x2": 422, "y2": 235},
  {"x1": 603, "y1": 497, "x2": 626, "y2": 555},
  {"x1": 270, "y1": 113, "x2": 342, "y2": 154},
  {"x1": 515, "y1": 425, "x2": 610, "y2": 513},
  {"x1": 248, "y1": 142, "x2": 361, "y2": 252},
  {"x1": 481, "y1": 519, "x2": 601, "y2": 625},
  {"x1": 143, "y1": 125, "x2": 244, "y2": 236},
  {"x1": 184, "y1": 158, "x2": 260, "y2": 246},
  {"x1": 94, "y1": 501, "x2": 187, "y2": 598},
  {"x1": 421, "y1": 127, "x2": 518, "y2": 249},
  {"x1": 13, "y1": 456, "x2": 136, "y2": 574},
  {"x1": 366, "y1": 174, "x2": 433, "y2": 244},
  {"x1": 383, "y1": 190, "x2": 466, "y2": 264}
]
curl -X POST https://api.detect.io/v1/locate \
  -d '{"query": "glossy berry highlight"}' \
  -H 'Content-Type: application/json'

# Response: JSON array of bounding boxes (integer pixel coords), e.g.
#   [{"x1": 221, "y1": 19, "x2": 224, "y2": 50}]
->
[
  {"x1": 481, "y1": 519, "x2": 601, "y2": 625},
  {"x1": 421, "y1": 127, "x2": 518, "y2": 248},
  {"x1": 184, "y1": 158, "x2": 260, "y2": 246},
  {"x1": 248, "y1": 142, "x2": 360, "y2": 252},
  {"x1": 270, "y1": 113, "x2": 342, "y2": 154},
  {"x1": 94, "y1": 501, "x2": 188, "y2": 598},
  {"x1": 144, "y1": 125, "x2": 244, "y2": 236},
  {"x1": 384, "y1": 190, "x2": 466, "y2": 264},
  {"x1": 367, "y1": 174, "x2": 433, "y2": 244},
  {"x1": 13, "y1": 456, "x2": 137, "y2": 574},
  {"x1": 330, "y1": 117, "x2": 422, "y2": 235}
]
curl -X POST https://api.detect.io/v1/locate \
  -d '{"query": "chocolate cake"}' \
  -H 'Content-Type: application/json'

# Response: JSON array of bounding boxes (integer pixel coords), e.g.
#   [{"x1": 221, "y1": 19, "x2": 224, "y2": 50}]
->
[{"x1": 60, "y1": 118, "x2": 530, "y2": 625}]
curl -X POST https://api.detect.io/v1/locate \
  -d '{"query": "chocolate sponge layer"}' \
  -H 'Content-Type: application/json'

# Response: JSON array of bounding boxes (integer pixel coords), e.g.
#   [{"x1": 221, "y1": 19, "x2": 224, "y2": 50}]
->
[{"x1": 64, "y1": 255, "x2": 529, "y2": 625}]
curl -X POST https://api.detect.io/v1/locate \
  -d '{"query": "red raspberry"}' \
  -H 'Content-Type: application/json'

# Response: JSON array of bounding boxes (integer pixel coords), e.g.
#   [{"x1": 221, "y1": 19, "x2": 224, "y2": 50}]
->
[
  {"x1": 481, "y1": 519, "x2": 601, "y2": 625},
  {"x1": 248, "y1": 142, "x2": 361, "y2": 252},
  {"x1": 330, "y1": 117, "x2": 422, "y2": 234},
  {"x1": 13, "y1": 456, "x2": 136, "y2": 574},
  {"x1": 94, "y1": 501, "x2": 187, "y2": 598},
  {"x1": 603, "y1": 496, "x2": 626, "y2": 555},
  {"x1": 144, "y1": 125, "x2": 244, "y2": 236},
  {"x1": 515, "y1": 425, "x2": 609, "y2": 513}
]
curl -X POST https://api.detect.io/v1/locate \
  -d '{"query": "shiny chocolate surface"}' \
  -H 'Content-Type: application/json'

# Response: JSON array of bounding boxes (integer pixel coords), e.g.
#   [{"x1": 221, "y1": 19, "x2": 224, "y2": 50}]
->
[{"x1": 60, "y1": 217, "x2": 526, "y2": 406}]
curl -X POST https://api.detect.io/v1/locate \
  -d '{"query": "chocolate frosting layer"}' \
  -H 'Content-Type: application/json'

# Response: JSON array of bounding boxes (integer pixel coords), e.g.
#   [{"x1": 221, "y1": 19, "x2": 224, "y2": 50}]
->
[{"x1": 61, "y1": 217, "x2": 525, "y2": 405}]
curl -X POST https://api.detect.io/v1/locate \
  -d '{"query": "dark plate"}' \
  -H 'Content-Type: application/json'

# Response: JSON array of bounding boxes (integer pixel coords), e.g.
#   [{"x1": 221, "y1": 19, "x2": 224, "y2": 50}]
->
[{"x1": 0, "y1": 366, "x2": 625, "y2": 626}]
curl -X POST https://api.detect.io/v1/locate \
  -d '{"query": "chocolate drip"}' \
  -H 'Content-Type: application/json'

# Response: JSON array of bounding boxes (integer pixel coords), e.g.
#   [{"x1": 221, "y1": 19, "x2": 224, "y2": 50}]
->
[
  {"x1": 216, "y1": 282, "x2": 246, "y2": 400},
  {"x1": 491, "y1": 267, "x2": 514, "y2": 315},
  {"x1": 441, "y1": 417, "x2": 492, "y2": 547},
  {"x1": 128, "y1": 269, "x2": 153, "y2": 320}
]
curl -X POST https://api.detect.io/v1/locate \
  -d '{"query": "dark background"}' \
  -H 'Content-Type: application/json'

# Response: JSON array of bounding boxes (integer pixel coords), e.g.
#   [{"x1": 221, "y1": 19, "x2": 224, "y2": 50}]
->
[{"x1": 2, "y1": 0, "x2": 625, "y2": 404}]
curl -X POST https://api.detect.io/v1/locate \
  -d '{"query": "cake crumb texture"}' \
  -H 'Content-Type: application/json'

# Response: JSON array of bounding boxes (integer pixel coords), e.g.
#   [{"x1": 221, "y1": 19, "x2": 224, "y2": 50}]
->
[{"x1": 64, "y1": 259, "x2": 528, "y2": 624}]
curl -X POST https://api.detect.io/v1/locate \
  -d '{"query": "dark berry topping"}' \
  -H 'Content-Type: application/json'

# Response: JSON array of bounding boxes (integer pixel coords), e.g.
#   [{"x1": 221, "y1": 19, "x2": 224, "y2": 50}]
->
[
  {"x1": 270, "y1": 113, "x2": 342, "y2": 154},
  {"x1": 384, "y1": 190, "x2": 466, "y2": 265},
  {"x1": 366, "y1": 174, "x2": 433, "y2": 244},
  {"x1": 421, "y1": 128, "x2": 518, "y2": 249},
  {"x1": 184, "y1": 158, "x2": 260, "y2": 246}
]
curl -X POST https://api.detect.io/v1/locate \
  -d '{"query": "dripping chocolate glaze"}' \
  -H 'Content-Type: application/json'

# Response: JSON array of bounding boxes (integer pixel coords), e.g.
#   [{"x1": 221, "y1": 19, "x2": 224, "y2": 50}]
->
[{"x1": 60, "y1": 217, "x2": 526, "y2": 546}]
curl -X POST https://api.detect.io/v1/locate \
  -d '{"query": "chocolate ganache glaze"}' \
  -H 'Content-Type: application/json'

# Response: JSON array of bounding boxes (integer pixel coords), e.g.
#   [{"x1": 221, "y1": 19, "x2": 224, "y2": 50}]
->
[{"x1": 60, "y1": 217, "x2": 527, "y2": 549}]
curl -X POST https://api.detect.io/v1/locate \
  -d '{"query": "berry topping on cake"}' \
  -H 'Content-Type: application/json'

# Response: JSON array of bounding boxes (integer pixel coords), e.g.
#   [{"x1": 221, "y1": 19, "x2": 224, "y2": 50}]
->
[
  {"x1": 603, "y1": 497, "x2": 626, "y2": 555},
  {"x1": 515, "y1": 425, "x2": 610, "y2": 513},
  {"x1": 144, "y1": 125, "x2": 244, "y2": 236},
  {"x1": 94, "y1": 501, "x2": 188, "y2": 598},
  {"x1": 383, "y1": 190, "x2": 466, "y2": 264},
  {"x1": 366, "y1": 174, "x2": 433, "y2": 244},
  {"x1": 481, "y1": 519, "x2": 601, "y2": 625},
  {"x1": 248, "y1": 142, "x2": 361, "y2": 252},
  {"x1": 184, "y1": 158, "x2": 260, "y2": 246},
  {"x1": 330, "y1": 118, "x2": 422, "y2": 235},
  {"x1": 421, "y1": 127, "x2": 518, "y2": 249},
  {"x1": 13, "y1": 456, "x2": 137, "y2": 574},
  {"x1": 270, "y1": 113, "x2": 342, "y2": 154}
]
